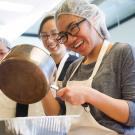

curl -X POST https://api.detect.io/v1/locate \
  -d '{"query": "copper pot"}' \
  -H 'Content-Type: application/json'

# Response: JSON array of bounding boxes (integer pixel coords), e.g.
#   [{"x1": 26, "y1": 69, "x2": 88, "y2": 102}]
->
[{"x1": 0, "y1": 44, "x2": 56, "y2": 104}]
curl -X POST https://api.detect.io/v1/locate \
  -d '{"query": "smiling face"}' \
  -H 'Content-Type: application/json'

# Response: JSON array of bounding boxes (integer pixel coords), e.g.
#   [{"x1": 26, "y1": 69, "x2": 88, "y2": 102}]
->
[
  {"x1": 40, "y1": 19, "x2": 66, "y2": 55},
  {"x1": 56, "y1": 14, "x2": 101, "y2": 57}
]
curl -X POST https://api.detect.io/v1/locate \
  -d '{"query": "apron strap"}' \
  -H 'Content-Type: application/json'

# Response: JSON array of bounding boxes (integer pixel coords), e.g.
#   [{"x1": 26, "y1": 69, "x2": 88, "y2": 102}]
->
[
  {"x1": 68, "y1": 57, "x2": 84, "y2": 81},
  {"x1": 54, "y1": 52, "x2": 69, "y2": 85},
  {"x1": 68, "y1": 40, "x2": 110, "y2": 85},
  {"x1": 88, "y1": 40, "x2": 110, "y2": 84}
]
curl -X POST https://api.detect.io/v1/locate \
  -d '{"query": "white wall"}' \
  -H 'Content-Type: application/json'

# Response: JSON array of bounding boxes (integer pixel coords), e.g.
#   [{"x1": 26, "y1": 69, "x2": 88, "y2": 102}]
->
[
  {"x1": 109, "y1": 17, "x2": 135, "y2": 45},
  {"x1": 13, "y1": 36, "x2": 45, "y2": 50}
]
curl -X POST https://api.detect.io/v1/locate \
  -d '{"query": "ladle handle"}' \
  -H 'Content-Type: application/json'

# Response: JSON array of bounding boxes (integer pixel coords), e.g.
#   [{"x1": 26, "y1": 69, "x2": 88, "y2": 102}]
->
[{"x1": 50, "y1": 85, "x2": 59, "y2": 91}]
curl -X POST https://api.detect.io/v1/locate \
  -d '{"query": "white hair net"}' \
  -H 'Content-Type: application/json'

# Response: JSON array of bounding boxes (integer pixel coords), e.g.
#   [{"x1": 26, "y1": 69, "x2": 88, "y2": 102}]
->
[
  {"x1": 0, "y1": 37, "x2": 11, "y2": 49},
  {"x1": 55, "y1": 0, "x2": 110, "y2": 39}
]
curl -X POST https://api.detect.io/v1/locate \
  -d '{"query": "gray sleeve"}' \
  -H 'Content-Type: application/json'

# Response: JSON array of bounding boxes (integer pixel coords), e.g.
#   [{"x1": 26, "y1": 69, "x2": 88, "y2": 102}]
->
[
  {"x1": 121, "y1": 45, "x2": 135, "y2": 126},
  {"x1": 126, "y1": 101, "x2": 135, "y2": 126}
]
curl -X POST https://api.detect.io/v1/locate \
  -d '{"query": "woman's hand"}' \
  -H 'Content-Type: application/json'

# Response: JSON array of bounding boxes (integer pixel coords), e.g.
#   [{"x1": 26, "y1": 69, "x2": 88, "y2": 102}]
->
[
  {"x1": 57, "y1": 85, "x2": 90, "y2": 105},
  {"x1": 57, "y1": 85, "x2": 129, "y2": 124}
]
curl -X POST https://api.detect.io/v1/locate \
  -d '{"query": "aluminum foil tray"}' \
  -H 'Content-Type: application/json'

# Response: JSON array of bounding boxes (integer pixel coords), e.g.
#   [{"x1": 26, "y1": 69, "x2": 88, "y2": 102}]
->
[{"x1": 0, "y1": 115, "x2": 79, "y2": 135}]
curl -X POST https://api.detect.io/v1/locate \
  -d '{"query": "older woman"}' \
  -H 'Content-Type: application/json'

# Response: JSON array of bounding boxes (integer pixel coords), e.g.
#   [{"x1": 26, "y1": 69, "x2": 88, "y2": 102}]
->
[
  {"x1": 42, "y1": 0, "x2": 135, "y2": 134},
  {"x1": 0, "y1": 38, "x2": 17, "y2": 118}
]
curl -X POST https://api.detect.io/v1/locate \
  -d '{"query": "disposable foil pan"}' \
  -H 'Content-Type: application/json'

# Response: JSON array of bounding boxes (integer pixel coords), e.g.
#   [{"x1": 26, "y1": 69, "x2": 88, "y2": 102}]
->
[{"x1": 0, "y1": 115, "x2": 79, "y2": 135}]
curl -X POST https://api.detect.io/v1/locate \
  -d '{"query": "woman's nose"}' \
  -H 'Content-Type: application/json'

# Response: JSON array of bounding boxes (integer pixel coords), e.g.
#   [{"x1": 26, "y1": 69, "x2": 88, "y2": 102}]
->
[{"x1": 48, "y1": 35, "x2": 57, "y2": 42}]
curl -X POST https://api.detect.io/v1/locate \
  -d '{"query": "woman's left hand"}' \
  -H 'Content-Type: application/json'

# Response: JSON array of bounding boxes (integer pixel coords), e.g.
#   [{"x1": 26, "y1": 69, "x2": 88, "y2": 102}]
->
[{"x1": 57, "y1": 85, "x2": 90, "y2": 105}]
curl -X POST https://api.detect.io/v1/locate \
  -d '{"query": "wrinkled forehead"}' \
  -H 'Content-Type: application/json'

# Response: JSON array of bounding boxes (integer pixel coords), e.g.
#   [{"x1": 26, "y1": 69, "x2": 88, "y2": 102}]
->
[{"x1": 56, "y1": 14, "x2": 83, "y2": 31}]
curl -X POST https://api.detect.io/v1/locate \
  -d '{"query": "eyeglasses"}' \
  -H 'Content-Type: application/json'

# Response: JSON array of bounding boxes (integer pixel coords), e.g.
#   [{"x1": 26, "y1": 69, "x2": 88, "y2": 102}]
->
[
  {"x1": 56, "y1": 18, "x2": 86, "y2": 44},
  {"x1": 39, "y1": 31, "x2": 59, "y2": 41}
]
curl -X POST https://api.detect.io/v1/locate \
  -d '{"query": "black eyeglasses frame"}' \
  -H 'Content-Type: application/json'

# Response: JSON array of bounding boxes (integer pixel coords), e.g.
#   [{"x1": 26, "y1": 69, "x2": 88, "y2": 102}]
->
[{"x1": 56, "y1": 18, "x2": 86, "y2": 44}]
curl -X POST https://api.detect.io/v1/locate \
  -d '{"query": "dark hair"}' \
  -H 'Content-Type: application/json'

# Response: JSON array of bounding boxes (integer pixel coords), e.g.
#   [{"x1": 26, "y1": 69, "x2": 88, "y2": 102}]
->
[{"x1": 38, "y1": 15, "x2": 54, "y2": 36}]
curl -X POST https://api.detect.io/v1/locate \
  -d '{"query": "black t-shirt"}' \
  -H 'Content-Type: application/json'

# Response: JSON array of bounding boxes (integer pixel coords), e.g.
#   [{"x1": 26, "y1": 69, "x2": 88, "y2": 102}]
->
[{"x1": 56, "y1": 54, "x2": 78, "y2": 81}]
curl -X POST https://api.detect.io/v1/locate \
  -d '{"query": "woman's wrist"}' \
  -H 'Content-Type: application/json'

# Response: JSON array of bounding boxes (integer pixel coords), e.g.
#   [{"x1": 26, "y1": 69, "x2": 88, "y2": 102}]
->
[{"x1": 84, "y1": 87, "x2": 98, "y2": 105}]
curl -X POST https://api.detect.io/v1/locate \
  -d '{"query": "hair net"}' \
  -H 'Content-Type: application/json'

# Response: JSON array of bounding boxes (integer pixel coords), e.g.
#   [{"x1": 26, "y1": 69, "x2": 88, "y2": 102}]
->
[
  {"x1": 0, "y1": 37, "x2": 11, "y2": 49},
  {"x1": 55, "y1": 0, "x2": 110, "y2": 39}
]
